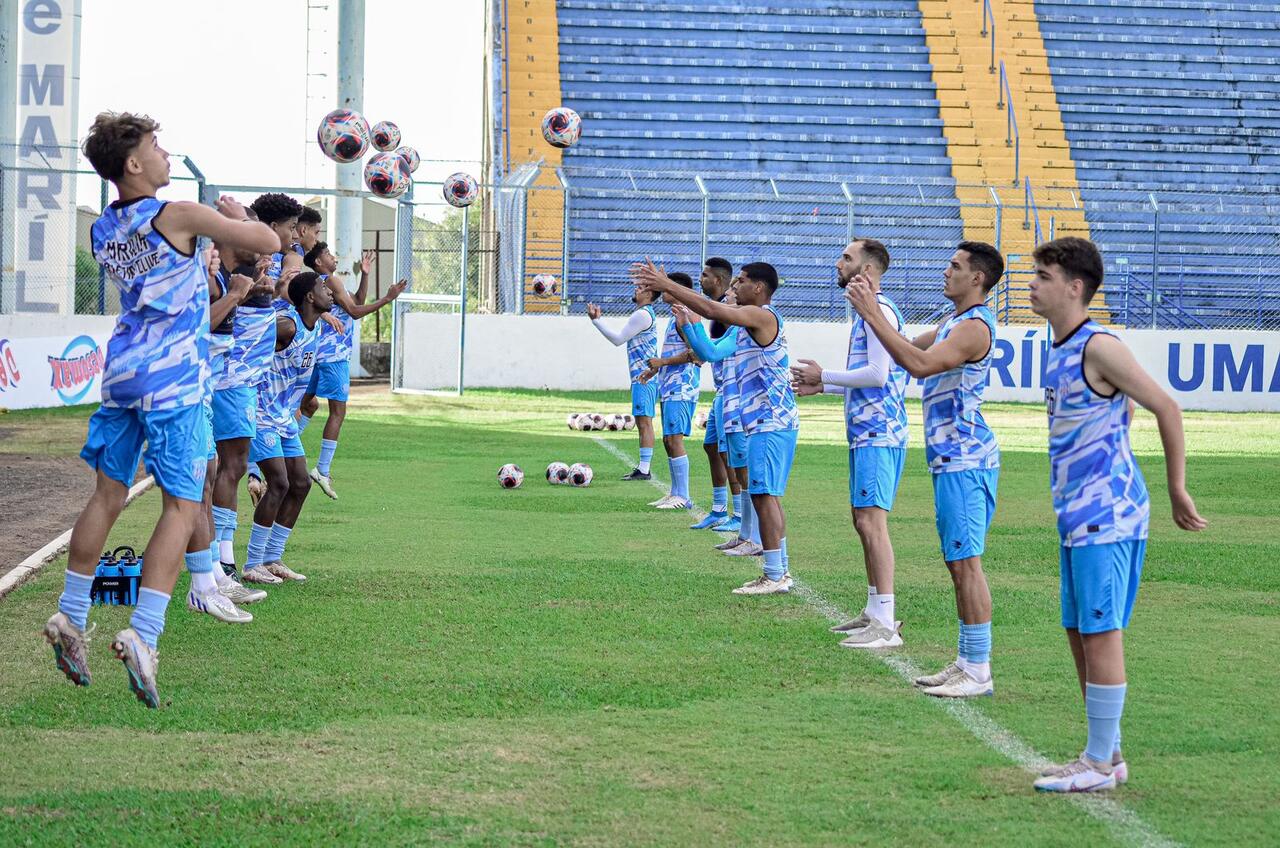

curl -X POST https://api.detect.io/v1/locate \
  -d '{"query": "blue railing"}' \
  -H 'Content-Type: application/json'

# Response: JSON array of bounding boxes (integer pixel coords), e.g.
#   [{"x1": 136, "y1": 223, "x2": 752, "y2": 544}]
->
[
  {"x1": 998, "y1": 61, "x2": 1020, "y2": 186},
  {"x1": 981, "y1": 0, "x2": 996, "y2": 74}
]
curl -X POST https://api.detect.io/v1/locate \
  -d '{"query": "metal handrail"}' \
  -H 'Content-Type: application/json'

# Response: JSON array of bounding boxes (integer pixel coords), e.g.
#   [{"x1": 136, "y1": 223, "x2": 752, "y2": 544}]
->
[
  {"x1": 999, "y1": 60, "x2": 1020, "y2": 186},
  {"x1": 981, "y1": 0, "x2": 996, "y2": 73},
  {"x1": 1024, "y1": 177, "x2": 1042, "y2": 243}
]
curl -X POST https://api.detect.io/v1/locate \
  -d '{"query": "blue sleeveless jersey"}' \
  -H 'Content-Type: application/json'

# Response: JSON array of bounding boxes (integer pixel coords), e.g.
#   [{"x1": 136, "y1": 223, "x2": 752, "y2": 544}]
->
[
  {"x1": 735, "y1": 306, "x2": 798, "y2": 435},
  {"x1": 256, "y1": 307, "x2": 322, "y2": 438},
  {"x1": 844, "y1": 294, "x2": 909, "y2": 449},
  {"x1": 1045, "y1": 320, "x2": 1149, "y2": 546},
  {"x1": 658, "y1": 318, "x2": 700, "y2": 401},
  {"x1": 316, "y1": 288, "x2": 355, "y2": 365},
  {"x1": 922, "y1": 304, "x2": 1000, "y2": 473},
  {"x1": 208, "y1": 267, "x2": 234, "y2": 397},
  {"x1": 90, "y1": 197, "x2": 208, "y2": 410},
  {"x1": 718, "y1": 327, "x2": 743, "y2": 434},
  {"x1": 625, "y1": 305, "x2": 659, "y2": 383}
]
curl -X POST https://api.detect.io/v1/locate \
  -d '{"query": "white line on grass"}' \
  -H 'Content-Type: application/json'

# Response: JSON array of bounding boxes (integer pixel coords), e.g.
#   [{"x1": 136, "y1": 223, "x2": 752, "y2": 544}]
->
[{"x1": 591, "y1": 436, "x2": 1179, "y2": 848}]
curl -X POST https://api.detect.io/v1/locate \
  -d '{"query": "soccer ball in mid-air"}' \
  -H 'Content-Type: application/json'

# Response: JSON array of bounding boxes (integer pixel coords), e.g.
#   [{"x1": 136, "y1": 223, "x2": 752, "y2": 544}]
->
[
  {"x1": 694, "y1": 411, "x2": 709, "y2": 429},
  {"x1": 317, "y1": 109, "x2": 370, "y2": 163},
  {"x1": 396, "y1": 146, "x2": 420, "y2": 174},
  {"x1": 371, "y1": 120, "x2": 401, "y2": 151},
  {"x1": 541, "y1": 107, "x2": 582, "y2": 149},
  {"x1": 364, "y1": 152, "x2": 410, "y2": 198},
  {"x1": 531, "y1": 274, "x2": 559, "y2": 297},
  {"x1": 568, "y1": 463, "x2": 593, "y2": 487},
  {"x1": 443, "y1": 172, "x2": 478, "y2": 208},
  {"x1": 498, "y1": 463, "x2": 524, "y2": 488},
  {"x1": 546, "y1": 462, "x2": 570, "y2": 484}
]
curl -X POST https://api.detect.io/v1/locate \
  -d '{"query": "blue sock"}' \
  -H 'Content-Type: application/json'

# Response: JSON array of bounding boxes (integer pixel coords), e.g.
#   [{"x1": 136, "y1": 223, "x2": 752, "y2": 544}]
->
[
  {"x1": 299, "y1": 414, "x2": 312, "y2": 432},
  {"x1": 58, "y1": 570, "x2": 95, "y2": 630},
  {"x1": 245, "y1": 522, "x2": 272, "y2": 568},
  {"x1": 747, "y1": 497, "x2": 761, "y2": 545},
  {"x1": 638, "y1": 447, "x2": 653, "y2": 474},
  {"x1": 762, "y1": 548, "x2": 786, "y2": 581},
  {"x1": 732, "y1": 491, "x2": 743, "y2": 518},
  {"x1": 1084, "y1": 683, "x2": 1127, "y2": 764},
  {"x1": 738, "y1": 494, "x2": 754, "y2": 541},
  {"x1": 212, "y1": 505, "x2": 237, "y2": 540},
  {"x1": 263, "y1": 523, "x2": 293, "y2": 563},
  {"x1": 960, "y1": 622, "x2": 992, "y2": 664},
  {"x1": 248, "y1": 461, "x2": 261, "y2": 479},
  {"x1": 711, "y1": 485, "x2": 727, "y2": 512},
  {"x1": 184, "y1": 549, "x2": 213, "y2": 573},
  {"x1": 781, "y1": 537, "x2": 789, "y2": 571},
  {"x1": 129, "y1": 587, "x2": 171, "y2": 649},
  {"x1": 317, "y1": 439, "x2": 338, "y2": 476},
  {"x1": 208, "y1": 540, "x2": 221, "y2": 567},
  {"x1": 670, "y1": 455, "x2": 690, "y2": 500}
]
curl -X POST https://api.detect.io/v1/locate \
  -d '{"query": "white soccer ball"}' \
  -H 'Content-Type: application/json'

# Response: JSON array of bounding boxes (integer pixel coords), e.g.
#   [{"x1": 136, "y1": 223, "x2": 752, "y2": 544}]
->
[
  {"x1": 568, "y1": 463, "x2": 594, "y2": 487},
  {"x1": 532, "y1": 274, "x2": 560, "y2": 297},
  {"x1": 497, "y1": 463, "x2": 524, "y2": 489},
  {"x1": 363, "y1": 152, "x2": 411, "y2": 198},
  {"x1": 622, "y1": 414, "x2": 635, "y2": 430},
  {"x1": 695, "y1": 410, "x2": 709, "y2": 429},
  {"x1": 443, "y1": 171, "x2": 478, "y2": 208},
  {"x1": 589, "y1": 413, "x2": 606, "y2": 430},
  {"x1": 316, "y1": 109, "x2": 371, "y2": 163},
  {"x1": 395, "y1": 146, "x2": 420, "y2": 174},
  {"x1": 606, "y1": 414, "x2": 623, "y2": 431},
  {"x1": 545, "y1": 461, "x2": 570, "y2": 485},
  {"x1": 371, "y1": 120, "x2": 401, "y2": 152},
  {"x1": 567, "y1": 413, "x2": 581, "y2": 430},
  {"x1": 541, "y1": 107, "x2": 582, "y2": 149}
]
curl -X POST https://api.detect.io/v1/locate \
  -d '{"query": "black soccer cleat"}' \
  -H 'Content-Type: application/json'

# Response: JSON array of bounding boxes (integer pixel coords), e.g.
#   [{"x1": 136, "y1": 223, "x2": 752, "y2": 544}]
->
[{"x1": 620, "y1": 468, "x2": 652, "y2": 481}]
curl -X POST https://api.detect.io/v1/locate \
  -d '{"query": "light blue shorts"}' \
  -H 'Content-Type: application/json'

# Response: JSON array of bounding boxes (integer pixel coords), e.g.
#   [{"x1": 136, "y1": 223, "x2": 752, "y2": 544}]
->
[
  {"x1": 1060, "y1": 540, "x2": 1147, "y2": 634},
  {"x1": 81, "y1": 403, "x2": 207, "y2": 503},
  {"x1": 931, "y1": 468, "x2": 999, "y2": 562},
  {"x1": 661, "y1": 399, "x2": 695, "y2": 437},
  {"x1": 704, "y1": 393, "x2": 724, "y2": 447},
  {"x1": 746, "y1": 428, "x2": 798, "y2": 496},
  {"x1": 724, "y1": 429, "x2": 748, "y2": 469},
  {"x1": 203, "y1": 400, "x2": 217, "y2": 462},
  {"x1": 307, "y1": 359, "x2": 350, "y2": 402},
  {"x1": 212, "y1": 386, "x2": 257, "y2": 441},
  {"x1": 249, "y1": 428, "x2": 306, "y2": 463},
  {"x1": 849, "y1": 446, "x2": 906, "y2": 510},
  {"x1": 631, "y1": 381, "x2": 657, "y2": 419}
]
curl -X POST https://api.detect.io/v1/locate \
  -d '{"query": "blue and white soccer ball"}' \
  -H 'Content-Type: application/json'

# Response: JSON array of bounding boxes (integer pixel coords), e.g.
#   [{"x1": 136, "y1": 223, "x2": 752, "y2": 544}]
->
[
  {"x1": 568, "y1": 463, "x2": 594, "y2": 488},
  {"x1": 546, "y1": 462, "x2": 570, "y2": 484},
  {"x1": 363, "y1": 152, "x2": 410, "y2": 199},
  {"x1": 316, "y1": 109, "x2": 371, "y2": 163},
  {"x1": 443, "y1": 172, "x2": 478, "y2": 208},
  {"x1": 396, "y1": 146, "x2": 421, "y2": 174},
  {"x1": 541, "y1": 107, "x2": 582, "y2": 149},
  {"x1": 371, "y1": 120, "x2": 401, "y2": 152},
  {"x1": 498, "y1": 463, "x2": 524, "y2": 489},
  {"x1": 532, "y1": 274, "x2": 559, "y2": 297}
]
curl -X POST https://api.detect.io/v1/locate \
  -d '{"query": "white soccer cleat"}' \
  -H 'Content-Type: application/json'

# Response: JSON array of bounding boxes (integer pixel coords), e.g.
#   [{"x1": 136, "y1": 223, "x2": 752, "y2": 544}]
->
[
  {"x1": 830, "y1": 611, "x2": 871, "y2": 634},
  {"x1": 309, "y1": 467, "x2": 338, "y2": 500},
  {"x1": 722, "y1": 540, "x2": 763, "y2": 557},
  {"x1": 1040, "y1": 751, "x2": 1128, "y2": 785},
  {"x1": 655, "y1": 497, "x2": 691, "y2": 510},
  {"x1": 43, "y1": 612, "x2": 94, "y2": 687},
  {"x1": 714, "y1": 537, "x2": 746, "y2": 551},
  {"x1": 731, "y1": 574, "x2": 793, "y2": 595},
  {"x1": 187, "y1": 589, "x2": 253, "y2": 624},
  {"x1": 264, "y1": 561, "x2": 307, "y2": 582},
  {"x1": 921, "y1": 667, "x2": 994, "y2": 698},
  {"x1": 242, "y1": 565, "x2": 284, "y2": 585},
  {"x1": 218, "y1": 580, "x2": 267, "y2": 605},
  {"x1": 914, "y1": 662, "x2": 961, "y2": 688},
  {"x1": 839, "y1": 620, "x2": 903, "y2": 650},
  {"x1": 111, "y1": 628, "x2": 160, "y2": 709},
  {"x1": 1033, "y1": 755, "x2": 1117, "y2": 793},
  {"x1": 649, "y1": 495, "x2": 675, "y2": 507}
]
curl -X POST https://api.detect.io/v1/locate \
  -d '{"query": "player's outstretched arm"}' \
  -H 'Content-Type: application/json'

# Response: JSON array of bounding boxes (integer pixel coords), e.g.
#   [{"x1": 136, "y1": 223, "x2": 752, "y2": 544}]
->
[
  {"x1": 354, "y1": 250, "x2": 376, "y2": 305},
  {"x1": 1086, "y1": 334, "x2": 1207, "y2": 532},
  {"x1": 683, "y1": 320, "x2": 737, "y2": 364},
  {"x1": 159, "y1": 196, "x2": 278, "y2": 256},
  {"x1": 846, "y1": 277, "x2": 984, "y2": 378},
  {"x1": 629, "y1": 259, "x2": 770, "y2": 333},
  {"x1": 335, "y1": 278, "x2": 406, "y2": 319},
  {"x1": 587, "y1": 303, "x2": 653, "y2": 346}
]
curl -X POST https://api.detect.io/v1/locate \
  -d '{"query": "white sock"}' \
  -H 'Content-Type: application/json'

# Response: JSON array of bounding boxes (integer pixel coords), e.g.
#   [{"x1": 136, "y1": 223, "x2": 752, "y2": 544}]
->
[
  {"x1": 871, "y1": 593, "x2": 895, "y2": 627},
  {"x1": 957, "y1": 659, "x2": 991, "y2": 682},
  {"x1": 864, "y1": 585, "x2": 877, "y2": 614},
  {"x1": 219, "y1": 539, "x2": 234, "y2": 565},
  {"x1": 213, "y1": 566, "x2": 234, "y2": 588},
  {"x1": 190, "y1": 570, "x2": 218, "y2": 594}
]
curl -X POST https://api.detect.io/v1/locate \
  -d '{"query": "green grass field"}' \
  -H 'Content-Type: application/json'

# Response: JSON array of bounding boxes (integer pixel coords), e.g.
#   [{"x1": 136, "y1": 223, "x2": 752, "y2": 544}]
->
[{"x1": 1, "y1": 389, "x2": 1277, "y2": 846}]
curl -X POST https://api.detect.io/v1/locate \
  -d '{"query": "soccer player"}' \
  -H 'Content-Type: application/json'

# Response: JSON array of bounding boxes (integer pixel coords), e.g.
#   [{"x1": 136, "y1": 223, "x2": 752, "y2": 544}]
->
[
  {"x1": 295, "y1": 205, "x2": 322, "y2": 255},
  {"x1": 299, "y1": 245, "x2": 406, "y2": 498},
  {"x1": 44, "y1": 112, "x2": 278, "y2": 707},
  {"x1": 241, "y1": 272, "x2": 333, "y2": 584},
  {"x1": 1028, "y1": 238, "x2": 1205, "y2": 792},
  {"x1": 635, "y1": 260, "x2": 799, "y2": 595},
  {"x1": 637, "y1": 272, "x2": 701, "y2": 509},
  {"x1": 586, "y1": 287, "x2": 660, "y2": 481},
  {"x1": 792, "y1": 239, "x2": 908, "y2": 649},
  {"x1": 691, "y1": 257, "x2": 742, "y2": 531},
  {"x1": 846, "y1": 242, "x2": 1004, "y2": 696}
]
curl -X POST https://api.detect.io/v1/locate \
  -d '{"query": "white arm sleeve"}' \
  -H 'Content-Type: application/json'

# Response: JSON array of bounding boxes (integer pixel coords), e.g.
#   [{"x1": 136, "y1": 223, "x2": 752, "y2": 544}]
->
[
  {"x1": 592, "y1": 308, "x2": 652, "y2": 346},
  {"x1": 819, "y1": 302, "x2": 898, "y2": 388},
  {"x1": 822, "y1": 384, "x2": 845, "y2": 396}
]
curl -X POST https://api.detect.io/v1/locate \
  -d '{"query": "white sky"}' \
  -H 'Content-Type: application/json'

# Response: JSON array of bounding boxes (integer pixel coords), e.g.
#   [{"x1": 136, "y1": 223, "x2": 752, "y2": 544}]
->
[{"x1": 76, "y1": 0, "x2": 487, "y2": 201}]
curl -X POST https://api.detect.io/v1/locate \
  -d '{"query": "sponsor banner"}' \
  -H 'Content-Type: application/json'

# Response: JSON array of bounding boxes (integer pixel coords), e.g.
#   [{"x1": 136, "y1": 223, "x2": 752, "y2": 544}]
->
[{"x1": 0, "y1": 332, "x2": 107, "y2": 410}]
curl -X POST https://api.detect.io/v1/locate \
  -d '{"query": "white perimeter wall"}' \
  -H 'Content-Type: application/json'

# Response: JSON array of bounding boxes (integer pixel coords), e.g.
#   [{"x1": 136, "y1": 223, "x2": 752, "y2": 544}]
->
[{"x1": 401, "y1": 313, "x2": 1280, "y2": 413}]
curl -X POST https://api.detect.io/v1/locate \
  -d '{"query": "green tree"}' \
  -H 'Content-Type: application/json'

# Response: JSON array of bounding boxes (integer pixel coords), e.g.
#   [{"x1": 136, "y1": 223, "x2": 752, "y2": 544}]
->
[{"x1": 73, "y1": 247, "x2": 102, "y2": 314}]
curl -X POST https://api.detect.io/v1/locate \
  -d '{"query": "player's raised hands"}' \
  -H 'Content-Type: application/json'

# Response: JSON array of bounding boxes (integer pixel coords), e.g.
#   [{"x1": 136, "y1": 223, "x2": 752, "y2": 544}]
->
[
  {"x1": 1170, "y1": 488, "x2": 1208, "y2": 532},
  {"x1": 586, "y1": 303, "x2": 602, "y2": 320},
  {"x1": 671, "y1": 303, "x2": 695, "y2": 326},
  {"x1": 216, "y1": 195, "x2": 249, "y2": 221},
  {"x1": 790, "y1": 358, "x2": 824, "y2": 387},
  {"x1": 386, "y1": 279, "x2": 408, "y2": 300},
  {"x1": 844, "y1": 274, "x2": 878, "y2": 317},
  {"x1": 254, "y1": 254, "x2": 272, "y2": 281},
  {"x1": 630, "y1": 257, "x2": 670, "y2": 293},
  {"x1": 361, "y1": 249, "x2": 377, "y2": 274},
  {"x1": 227, "y1": 273, "x2": 254, "y2": 302}
]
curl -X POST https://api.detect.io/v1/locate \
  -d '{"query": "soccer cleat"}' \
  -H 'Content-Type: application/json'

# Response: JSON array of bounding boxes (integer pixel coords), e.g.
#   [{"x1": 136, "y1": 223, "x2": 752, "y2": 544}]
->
[
  {"x1": 263, "y1": 561, "x2": 307, "y2": 582},
  {"x1": 716, "y1": 515, "x2": 742, "y2": 535},
  {"x1": 111, "y1": 628, "x2": 160, "y2": 709},
  {"x1": 830, "y1": 611, "x2": 871, "y2": 634},
  {"x1": 914, "y1": 662, "x2": 961, "y2": 688},
  {"x1": 656, "y1": 497, "x2": 692, "y2": 510},
  {"x1": 621, "y1": 468, "x2": 652, "y2": 481},
  {"x1": 219, "y1": 580, "x2": 267, "y2": 605},
  {"x1": 1033, "y1": 755, "x2": 1116, "y2": 793},
  {"x1": 649, "y1": 495, "x2": 674, "y2": 507},
  {"x1": 43, "y1": 612, "x2": 94, "y2": 687},
  {"x1": 714, "y1": 537, "x2": 746, "y2": 551},
  {"x1": 921, "y1": 667, "x2": 994, "y2": 698},
  {"x1": 722, "y1": 540, "x2": 763, "y2": 557},
  {"x1": 839, "y1": 620, "x2": 903, "y2": 650},
  {"x1": 309, "y1": 467, "x2": 338, "y2": 500},
  {"x1": 247, "y1": 473, "x2": 265, "y2": 507},
  {"x1": 242, "y1": 565, "x2": 284, "y2": 585},
  {"x1": 731, "y1": 574, "x2": 793, "y2": 595},
  {"x1": 1040, "y1": 751, "x2": 1128, "y2": 785},
  {"x1": 690, "y1": 511, "x2": 729, "y2": 530},
  {"x1": 187, "y1": 589, "x2": 253, "y2": 624}
]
